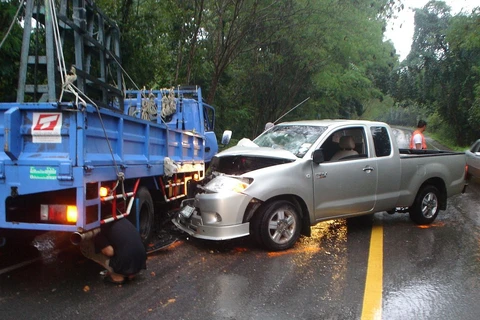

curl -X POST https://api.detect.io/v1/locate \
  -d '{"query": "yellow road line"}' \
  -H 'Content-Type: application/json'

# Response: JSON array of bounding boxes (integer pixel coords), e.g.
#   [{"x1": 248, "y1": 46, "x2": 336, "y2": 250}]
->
[{"x1": 361, "y1": 220, "x2": 383, "y2": 320}]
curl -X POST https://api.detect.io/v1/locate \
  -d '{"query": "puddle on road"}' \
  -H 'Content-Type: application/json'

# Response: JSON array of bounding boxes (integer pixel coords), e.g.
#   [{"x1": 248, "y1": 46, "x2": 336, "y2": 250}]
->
[
  {"x1": 32, "y1": 232, "x2": 74, "y2": 263},
  {"x1": 382, "y1": 279, "x2": 474, "y2": 319},
  {"x1": 0, "y1": 232, "x2": 74, "y2": 271}
]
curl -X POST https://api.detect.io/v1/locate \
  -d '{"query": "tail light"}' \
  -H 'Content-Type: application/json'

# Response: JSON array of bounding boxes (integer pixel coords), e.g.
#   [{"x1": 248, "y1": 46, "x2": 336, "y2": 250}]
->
[
  {"x1": 40, "y1": 204, "x2": 78, "y2": 223},
  {"x1": 99, "y1": 186, "x2": 110, "y2": 197}
]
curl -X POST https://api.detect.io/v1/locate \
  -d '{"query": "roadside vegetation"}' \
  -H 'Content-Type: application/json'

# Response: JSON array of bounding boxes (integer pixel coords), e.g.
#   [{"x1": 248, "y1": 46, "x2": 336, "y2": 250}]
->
[{"x1": 1, "y1": 0, "x2": 478, "y2": 149}]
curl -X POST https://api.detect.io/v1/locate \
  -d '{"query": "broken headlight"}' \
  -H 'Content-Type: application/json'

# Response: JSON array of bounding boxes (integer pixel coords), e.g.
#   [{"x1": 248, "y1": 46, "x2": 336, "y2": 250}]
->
[{"x1": 204, "y1": 175, "x2": 253, "y2": 194}]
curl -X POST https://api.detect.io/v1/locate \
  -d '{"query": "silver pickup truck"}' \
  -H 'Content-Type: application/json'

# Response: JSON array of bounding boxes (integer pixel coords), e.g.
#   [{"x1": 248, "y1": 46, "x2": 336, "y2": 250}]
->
[{"x1": 173, "y1": 120, "x2": 467, "y2": 251}]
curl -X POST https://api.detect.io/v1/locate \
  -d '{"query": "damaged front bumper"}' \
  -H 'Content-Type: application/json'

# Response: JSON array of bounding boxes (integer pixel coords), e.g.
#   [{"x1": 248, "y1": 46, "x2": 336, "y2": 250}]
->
[{"x1": 171, "y1": 192, "x2": 253, "y2": 241}]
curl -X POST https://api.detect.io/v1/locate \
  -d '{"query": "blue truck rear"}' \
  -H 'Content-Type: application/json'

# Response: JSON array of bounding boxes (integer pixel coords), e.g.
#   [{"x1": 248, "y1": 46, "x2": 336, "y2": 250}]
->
[{"x1": 0, "y1": 87, "x2": 218, "y2": 246}]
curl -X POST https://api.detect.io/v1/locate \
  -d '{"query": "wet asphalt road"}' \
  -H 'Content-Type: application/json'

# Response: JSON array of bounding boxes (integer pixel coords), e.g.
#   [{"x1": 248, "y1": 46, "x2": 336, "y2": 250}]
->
[
  {"x1": 0, "y1": 178, "x2": 479, "y2": 320},
  {"x1": 1, "y1": 128, "x2": 479, "y2": 320}
]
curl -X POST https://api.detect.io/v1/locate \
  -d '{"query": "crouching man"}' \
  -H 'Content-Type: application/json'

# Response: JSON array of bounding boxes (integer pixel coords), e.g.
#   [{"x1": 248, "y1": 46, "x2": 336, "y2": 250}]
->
[{"x1": 80, "y1": 218, "x2": 147, "y2": 285}]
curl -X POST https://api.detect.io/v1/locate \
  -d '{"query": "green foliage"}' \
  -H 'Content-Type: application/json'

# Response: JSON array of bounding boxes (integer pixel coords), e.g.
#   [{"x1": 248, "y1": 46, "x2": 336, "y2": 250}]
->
[
  {"x1": 15, "y1": 0, "x2": 480, "y2": 145},
  {"x1": 424, "y1": 111, "x2": 467, "y2": 151},
  {"x1": 361, "y1": 96, "x2": 397, "y2": 121},
  {"x1": 0, "y1": 0, "x2": 23, "y2": 101},
  {"x1": 1, "y1": 0, "x2": 398, "y2": 134},
  {"x1": 363, "y1": 96, "x2": 426, "y2": 126},
  {"x1": 93, "y1": 0, "x2": 400, "y2": 138},
  {"x1": 391, "y1": 2, "x2": 480, "y2": 145}
]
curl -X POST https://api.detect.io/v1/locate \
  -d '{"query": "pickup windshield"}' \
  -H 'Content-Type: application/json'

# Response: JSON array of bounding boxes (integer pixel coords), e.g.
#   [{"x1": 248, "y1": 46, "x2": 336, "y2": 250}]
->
[{"x1": 254, "y1": 125, "x2": 327, "y2": 158}]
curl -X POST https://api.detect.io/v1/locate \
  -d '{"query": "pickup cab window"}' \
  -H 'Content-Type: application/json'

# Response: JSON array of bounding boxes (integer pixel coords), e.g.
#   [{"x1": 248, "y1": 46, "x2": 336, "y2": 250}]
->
[
  {"x1": 371, "y1": 126, "x2": 392, "y2": 157},
  {"x1": 320, "y1": 127, "x2": 367, "y2": 161}
]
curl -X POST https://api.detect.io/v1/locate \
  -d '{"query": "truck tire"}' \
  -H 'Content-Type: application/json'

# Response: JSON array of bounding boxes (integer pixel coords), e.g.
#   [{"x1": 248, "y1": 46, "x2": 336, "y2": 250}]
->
[
  {"x1": 252, "y1": 200, "x2": 301, "y2": 251},
  {"x1": 409, "y1": 185, "x2": 440, "y2": 225},
  {"x1": 129, "y1": 187, "x2": 154, "y2": 246}
]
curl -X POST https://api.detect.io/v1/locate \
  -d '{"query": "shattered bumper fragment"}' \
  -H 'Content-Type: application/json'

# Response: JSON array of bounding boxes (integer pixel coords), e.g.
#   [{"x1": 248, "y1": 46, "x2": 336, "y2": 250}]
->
[{"x1": 172, "y1": 192, "x2": 252, "y2": 241}]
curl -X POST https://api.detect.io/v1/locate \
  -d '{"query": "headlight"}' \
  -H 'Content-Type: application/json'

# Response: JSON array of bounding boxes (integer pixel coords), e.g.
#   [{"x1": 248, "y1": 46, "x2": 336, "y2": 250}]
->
[{"x1": 204, "y1": 175, "x2": 253, "y2": 193}]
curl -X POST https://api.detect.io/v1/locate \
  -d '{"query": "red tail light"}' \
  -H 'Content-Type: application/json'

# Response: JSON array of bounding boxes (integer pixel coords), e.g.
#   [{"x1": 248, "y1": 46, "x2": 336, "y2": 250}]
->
[{"x1": 40, "y1": 204, "x2": 78, "y2": 223}]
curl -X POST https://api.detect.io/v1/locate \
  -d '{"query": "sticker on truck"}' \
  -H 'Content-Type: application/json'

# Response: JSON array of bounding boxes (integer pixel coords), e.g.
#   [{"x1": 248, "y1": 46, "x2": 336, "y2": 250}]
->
[
  {"x1": 31, "y1": 113, "x2": 62, "y2": 143},
  {"x1": 30, "y1": 167, "x2": 57, "y2": 180}
]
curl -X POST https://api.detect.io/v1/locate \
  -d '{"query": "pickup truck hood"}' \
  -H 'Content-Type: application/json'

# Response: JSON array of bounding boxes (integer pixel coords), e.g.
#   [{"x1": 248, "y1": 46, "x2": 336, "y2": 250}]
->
[
  {"x1": 217, "y1": 145, "x2": 298, "y2": 161},
  {"x1": 210, "y1": 145, "x2": 297, "y2": 176}
]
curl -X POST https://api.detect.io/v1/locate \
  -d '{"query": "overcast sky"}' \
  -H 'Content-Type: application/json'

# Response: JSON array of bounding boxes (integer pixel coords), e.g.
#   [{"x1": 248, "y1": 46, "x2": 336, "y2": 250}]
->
[{"x1": 384, "y1": 0, "x2": 479, "y2": 61}]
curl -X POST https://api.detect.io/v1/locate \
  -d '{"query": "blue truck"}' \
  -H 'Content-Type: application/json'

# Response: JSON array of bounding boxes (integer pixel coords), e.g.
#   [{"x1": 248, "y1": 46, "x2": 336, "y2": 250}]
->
[
  {"x1": 0, "y1": 87, "x2": 218, "y2": 248},
  {"x1": 0, "y1": 0, "x2": 219, "y2": 249}
]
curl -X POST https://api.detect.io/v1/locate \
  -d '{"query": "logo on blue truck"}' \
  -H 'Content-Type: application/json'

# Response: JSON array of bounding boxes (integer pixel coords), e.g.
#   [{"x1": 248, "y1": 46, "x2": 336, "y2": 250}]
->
[{"x1": 31, "y1": 113, "x2": 62, "y2": 143}]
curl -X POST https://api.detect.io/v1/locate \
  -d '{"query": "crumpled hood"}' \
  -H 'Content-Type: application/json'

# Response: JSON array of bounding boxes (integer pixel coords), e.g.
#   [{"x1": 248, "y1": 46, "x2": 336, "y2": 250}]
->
[
  {"x1": 209, "y1": 145, "x2": 297, "y2": 176},
  {"x1": 216, "y1": 145, "x2": 298, "y2": 161}
]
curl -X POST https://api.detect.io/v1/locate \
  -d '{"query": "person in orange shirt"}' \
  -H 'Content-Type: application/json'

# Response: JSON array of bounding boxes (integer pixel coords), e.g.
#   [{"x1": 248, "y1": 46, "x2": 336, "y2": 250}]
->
[{"x1": 409, "y1": 120, "x2": 427, "y2": 150}]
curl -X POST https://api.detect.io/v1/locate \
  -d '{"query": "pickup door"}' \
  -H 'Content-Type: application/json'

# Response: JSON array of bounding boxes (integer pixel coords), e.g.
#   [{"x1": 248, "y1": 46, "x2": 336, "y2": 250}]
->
[{"x1": 312, "y1": 125, "x2": 401, "y2": 220}]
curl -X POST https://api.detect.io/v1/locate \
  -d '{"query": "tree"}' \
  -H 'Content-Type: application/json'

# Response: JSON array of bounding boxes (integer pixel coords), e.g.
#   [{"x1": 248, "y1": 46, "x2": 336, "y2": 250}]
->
[
  {"x1": 443, "y1": 9, "x2": 480, "y2": 143},
  {"x1": 393, "y1": 1, "x2": 480, "y2": 145},
  {"x1": 211, "y1": 0, "x2": 398, "y2": 137},
  {"x1": 0, "y1": 0, "x2": 23, "y2": 102},
  {"x1": 1, "y1": 0, "x2": 403, "y2": 141}
]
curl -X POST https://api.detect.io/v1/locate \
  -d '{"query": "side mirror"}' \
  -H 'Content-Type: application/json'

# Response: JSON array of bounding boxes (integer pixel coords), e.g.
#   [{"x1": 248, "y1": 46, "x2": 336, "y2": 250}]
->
[
  {"x1": 312, "y1": 149, "x2": 325, "y2": 164},
  {"x1": 221, "y1": 130, "x2": 232, "y2": 145}
]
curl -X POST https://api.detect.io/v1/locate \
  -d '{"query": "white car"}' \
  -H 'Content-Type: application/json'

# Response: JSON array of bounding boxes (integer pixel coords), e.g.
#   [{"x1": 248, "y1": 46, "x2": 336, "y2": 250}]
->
[{"x1": 466, "y1": 139, "x2": 480, "y2": 178}]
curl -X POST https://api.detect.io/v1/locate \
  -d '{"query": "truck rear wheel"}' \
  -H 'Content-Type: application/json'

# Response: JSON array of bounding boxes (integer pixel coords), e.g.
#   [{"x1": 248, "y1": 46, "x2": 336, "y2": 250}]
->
[
  {"x1": 409, "y1": 185, "x2": 439, "y2": 225},
  {"x1": 129, "y1": 187, "x2": 154, "y2": 246},
  {"x1": 252, "y1": 200, "x2": 301, "y2": 251}
]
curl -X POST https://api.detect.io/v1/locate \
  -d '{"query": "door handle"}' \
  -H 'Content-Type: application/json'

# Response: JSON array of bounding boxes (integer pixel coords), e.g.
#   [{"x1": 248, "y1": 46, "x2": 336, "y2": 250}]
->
[{"x1": 363, "y1": 166, "x2": 374, "y2": 173}]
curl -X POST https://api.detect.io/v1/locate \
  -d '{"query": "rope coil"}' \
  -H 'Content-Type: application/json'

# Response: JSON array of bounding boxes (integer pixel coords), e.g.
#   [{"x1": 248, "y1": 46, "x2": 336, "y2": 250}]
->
[
  {"x1": 161, "y1": 88, "x2": 177, "y2": 119},
  {"x1": 135, "y1": 88, "x2": 177, "y2": 121},
  {"x1": 141, "y1": 91, "x2": 157, "y2": 120},
  {"x1": 112, "y1": 172, "x2": 127, "y2": 199}
]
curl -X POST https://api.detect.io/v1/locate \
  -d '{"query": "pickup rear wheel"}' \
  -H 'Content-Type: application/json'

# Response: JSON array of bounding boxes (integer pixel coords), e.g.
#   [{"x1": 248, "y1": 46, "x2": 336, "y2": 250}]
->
[
  {"x1": 129, "y1": 187, "x2": 154, "y2": 246},
  {"x1": 252, "y1": 200, "x2": 301, "y2": 251},
  {"x1": 409, "y1": 185, "x2": 440, "y2": 225}
]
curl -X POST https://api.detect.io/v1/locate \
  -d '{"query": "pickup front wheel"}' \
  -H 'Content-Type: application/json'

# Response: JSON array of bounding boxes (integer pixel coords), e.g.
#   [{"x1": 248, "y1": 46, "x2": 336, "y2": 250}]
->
[
  {"x1": 252, "y1": 200, "x2": 301, "y2": 251},
  {"x1": 409, "y1": 185, "x2": 440, "y2": 225}
]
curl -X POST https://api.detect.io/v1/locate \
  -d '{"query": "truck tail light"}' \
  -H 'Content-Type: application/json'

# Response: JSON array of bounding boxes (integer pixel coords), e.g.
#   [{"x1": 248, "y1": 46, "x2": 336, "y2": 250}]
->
[
  {"x1": 99, "y1": 186, "x2": 110, "y2": 197},
  {"x1": 40, "y1": 204, "x2": 78, "y2": 223},
  {"x1": 66, "y1": 206, "x2": 78, "y2": 223}
]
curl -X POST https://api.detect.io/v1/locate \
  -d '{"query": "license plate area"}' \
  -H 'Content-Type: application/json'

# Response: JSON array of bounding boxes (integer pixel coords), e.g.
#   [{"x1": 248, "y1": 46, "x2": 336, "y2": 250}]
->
[{"x1": 180, "y1": 205, "x2": 195, "y2": 219}]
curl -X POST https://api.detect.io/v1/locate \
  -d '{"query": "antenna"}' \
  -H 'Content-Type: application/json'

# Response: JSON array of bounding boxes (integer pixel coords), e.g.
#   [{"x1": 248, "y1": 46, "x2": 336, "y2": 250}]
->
[{"x1": 273, "y1": 97, "x2": 310, "y2": 124}]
